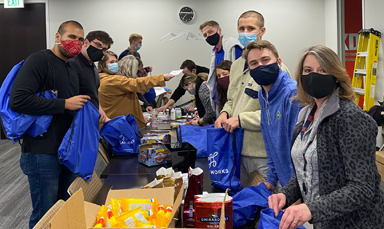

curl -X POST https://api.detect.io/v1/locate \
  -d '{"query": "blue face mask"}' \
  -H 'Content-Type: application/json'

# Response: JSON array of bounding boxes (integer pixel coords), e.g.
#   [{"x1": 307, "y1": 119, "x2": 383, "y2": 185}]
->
[
  {"x1": 238, "y1": 33, "x2": 257, "y2": 47},
  {"x1": 108, "y1": 63, "x2": 119, "y2": 73},
  {"x1": 135, "y1": 44, "x2": 141, "y2": 51}
]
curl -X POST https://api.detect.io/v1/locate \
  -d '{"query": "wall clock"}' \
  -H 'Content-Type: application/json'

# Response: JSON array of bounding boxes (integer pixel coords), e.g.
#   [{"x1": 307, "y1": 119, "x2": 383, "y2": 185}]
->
[{"x1": 179, "y1": 6, "x2": 195, "y2": 22}]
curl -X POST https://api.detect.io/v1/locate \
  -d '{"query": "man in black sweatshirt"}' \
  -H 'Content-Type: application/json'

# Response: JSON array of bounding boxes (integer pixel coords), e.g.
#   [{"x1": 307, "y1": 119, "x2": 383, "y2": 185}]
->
[
  {"x1": 10, "y1": 20, "x2": 89, "y2": 229},
  {"x1": 158, "y1": 59, "x2": 209, "y2": 113}
]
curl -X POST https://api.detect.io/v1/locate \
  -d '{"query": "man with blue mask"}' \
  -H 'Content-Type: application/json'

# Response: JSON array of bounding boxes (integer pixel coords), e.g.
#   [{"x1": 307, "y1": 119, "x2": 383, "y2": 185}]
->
[
  {"x1": 215, "y1": 10, "x2": 291, "y2": 186},
  {"x1": 119, "y1": 33, "x2": 144, "y2": 61},
  {"x1": 245, "y1": 40, "x2": 301, "y2": 192},
  {"x1": 199, "y1": 20, "x2": 243, "y2": 117}
]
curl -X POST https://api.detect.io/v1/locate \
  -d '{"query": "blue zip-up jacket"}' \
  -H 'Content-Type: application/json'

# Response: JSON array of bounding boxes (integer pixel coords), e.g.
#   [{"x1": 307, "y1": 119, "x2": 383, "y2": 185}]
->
[{"x1": 258, "y1": 69, "x2": 301, "y2": 187}]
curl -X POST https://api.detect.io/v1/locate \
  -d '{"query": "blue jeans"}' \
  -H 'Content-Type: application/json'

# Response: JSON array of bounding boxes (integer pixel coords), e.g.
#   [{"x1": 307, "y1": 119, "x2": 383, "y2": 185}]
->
[{"x1": 20, "y1": 152, "x2": 77, "y2": 229}]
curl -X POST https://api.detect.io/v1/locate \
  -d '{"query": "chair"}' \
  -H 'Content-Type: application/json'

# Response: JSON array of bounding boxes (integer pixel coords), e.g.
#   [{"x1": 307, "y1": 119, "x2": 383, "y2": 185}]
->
[
  {"x1": 245, "y1": 170, "x2": 266, "y2": 187},
  {"x1": 32, "y1": 199, "x2": 65, "y2": 229},
  {"x1": 67, "y1": 171, "x2": 102, "y2": 202},
  {"x1": 98, "y1": 140, "x2": 110, "y2": 164}
]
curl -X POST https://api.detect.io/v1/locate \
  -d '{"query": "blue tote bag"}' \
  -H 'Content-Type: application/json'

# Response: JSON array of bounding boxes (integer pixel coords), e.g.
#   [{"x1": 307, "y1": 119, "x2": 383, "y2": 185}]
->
[
  {"x1": 233, "y1": 183, "x2": 272, "y2": 226},
  {"x1": 0, "y1": 60, "x2": 55, "y2": 142},
  {"x1": 258, "y1": 208, "x2": 306, "y2": 229},
  {"x1": 207, "y1": 128, "x2": 244, "y2": 194},
  {"x1": 143, "y1": 88, "x2": 156, "y2": 104},
  {"x1": 100, "y1": 114, "x2": 140, "y2": 155},
  {"x1": 58, "y1": 101, "x2": 99, "y2": 180},
  {"x1": 177, "y1": 124, "x2": 214, "y2": 157}
]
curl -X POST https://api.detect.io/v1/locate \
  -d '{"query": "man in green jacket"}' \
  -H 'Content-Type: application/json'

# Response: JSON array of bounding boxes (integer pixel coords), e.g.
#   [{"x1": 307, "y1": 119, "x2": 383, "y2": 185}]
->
[{"x1": 215, "y1": 10, "x2": 290, "y2": 186}]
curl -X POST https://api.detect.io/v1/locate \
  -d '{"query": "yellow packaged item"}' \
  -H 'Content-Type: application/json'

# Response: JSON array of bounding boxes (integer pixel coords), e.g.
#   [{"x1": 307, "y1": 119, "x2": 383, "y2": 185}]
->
[
  {"x1": 141, "y1": 209, "x2": 154, "y2": 221},
  {"x1": 115, "y1": 207, "x2": 141, "y2": 221},
  {"x1": 121, "y1": 197, "x2": 158, "y2": 214},
  {"x1": 162, "y1": 207, "x2": 172, "y2": 227},
  {"x1": 156, "y1": 205, "x2": 165, "y2": 228},
  {"x1": 109, "y1": 198, "x2": 122, "y2": 216},
  {"x1": 106, "y1": 209, "x2": 119, "y2": 228},
  {"x1": 96, "y1": 205, "x2": 108, "y2": 227}
]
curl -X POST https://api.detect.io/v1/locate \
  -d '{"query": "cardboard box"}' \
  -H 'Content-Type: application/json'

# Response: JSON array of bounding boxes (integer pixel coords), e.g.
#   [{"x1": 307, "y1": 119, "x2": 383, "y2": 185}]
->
[
  {"x1": 48, "y1": 186, "x2": 226, "y2": 229},
  {"x1": 376, "y1": 151, "x2": 384, "y2": 182},
  {"x1": 50, "y1": 186, "x2": 190, "y2": 229},
  {"x1": 138, "y1": 144, "x2": 171, "y2": 167}
]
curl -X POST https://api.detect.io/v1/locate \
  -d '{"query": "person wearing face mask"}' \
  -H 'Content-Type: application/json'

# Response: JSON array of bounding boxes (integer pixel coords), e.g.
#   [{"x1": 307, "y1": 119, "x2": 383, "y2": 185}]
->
[
  {"x1": 215, "y1": 10, "x2": 292, "y2": 186},
  {"x1": 180, "y1": 73, "x2": 215, "y2": 126},
  {"x1": 98, "y1": 55, "x2": 174, "y2": 128},
  {"x1": 268, "y1": 45, "x2": 384, "y2": 229},
  {"x1": 215, "y1": 60, "x2": 232, "y2": 112},
  {"x1": 199, "y1": 20, "x2": 243, "y2": 116},
  {"x1": 10, "y1": 20, "x2": 90, "y2": 229},
  {"x1": 69, "y1": 30, "x2": 114, "y2": 125},
  {"x1": 244, "y1": 40, "x2": 301, "y2": 193}
]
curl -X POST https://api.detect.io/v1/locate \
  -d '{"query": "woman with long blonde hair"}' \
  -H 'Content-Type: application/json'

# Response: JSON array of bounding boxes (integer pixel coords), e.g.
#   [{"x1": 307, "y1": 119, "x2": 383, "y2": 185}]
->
[
  {"x1": 268, "y1": 45, "x2": 384, "y2": 229},
  {"x1": 98, "y1": 52, "x2": 174, "y2": 128}
]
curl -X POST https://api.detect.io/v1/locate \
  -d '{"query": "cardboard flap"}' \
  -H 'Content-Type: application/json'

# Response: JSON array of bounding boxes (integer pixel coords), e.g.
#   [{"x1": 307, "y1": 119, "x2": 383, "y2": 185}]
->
[
  {"x1": 377, "y1": 151, "x2": 384, "y2": 164},
  {"x1": 51, "y1": 189, "x2": 87, "y2": 229},
  {"x1": 106, "y1": 187, "x2": 175, "y2": 206},
  {"x1": 84, "y1": 201, "x2": 101, "y2": 228},
  {"x1": 219, "y1": 189, "x2": 228, "y2": 229}
]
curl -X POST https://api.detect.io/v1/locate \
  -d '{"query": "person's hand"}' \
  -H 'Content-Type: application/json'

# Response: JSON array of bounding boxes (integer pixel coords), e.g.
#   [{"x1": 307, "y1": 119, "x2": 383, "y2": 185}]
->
[
  {"x1": 65, "y1": 95, "x2": 90, "y2": 110},
  {"x1": 258, "y1": 181, "x2": 275, "y2": 191},
  {"x1": 191, "y1": 118, "x2": 199, "y2": 126},
  {"x1": 163, "y1": 74, "x2": 174, "y2": 81},
  {"x1": 223, "y1": 115, "x2": 239, "y2": 133},
  {"x1": 144, "y1": 117, "x2": 151, "y2": 123},
  {"x1": 99, "y1": 107, "x2": 109, "y2": 125},
  {"x1": 146, "y1": 66, "x2": 153, "y2": 72},
  {"x1": 186, "y1": 106, "x2": 195, "y2": 112},
  {"x1": 215, "y1": 112, "x2": 228, "y2": 128},
  {"x1": 158, "y1": 106, "x2": 167, "y2": 113},
  {"x1": 194, "y1": 111, "x2": 199, "y2": 118},
  {"x1": 146, "y1": 106, "x2": 153, "y2": 113},
  {"x1": 268, "y1": 193, "x2": 287, "y2": 217},
  {"x1": 279, "y1": 204, "x2": 312, "y2": 229}
]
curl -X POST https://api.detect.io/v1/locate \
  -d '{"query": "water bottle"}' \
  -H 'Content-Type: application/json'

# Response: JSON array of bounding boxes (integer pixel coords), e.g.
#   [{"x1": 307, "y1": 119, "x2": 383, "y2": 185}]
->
[{"x1": 151, "y1": 109, "x2": 158, "y2": 129}]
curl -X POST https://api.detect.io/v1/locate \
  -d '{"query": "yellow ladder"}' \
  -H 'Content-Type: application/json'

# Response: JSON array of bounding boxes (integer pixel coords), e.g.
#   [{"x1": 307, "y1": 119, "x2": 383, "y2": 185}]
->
[{"x1": 352, "y1": 28, "x2": 381, "y2": 111}]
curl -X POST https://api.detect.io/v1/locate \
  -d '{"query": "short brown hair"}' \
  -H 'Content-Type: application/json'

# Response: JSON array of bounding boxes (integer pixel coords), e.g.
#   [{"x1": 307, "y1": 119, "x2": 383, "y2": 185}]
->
[
  {"x1": 295, "y1": 45, "x2": 356, "y2": 105},
  {"x1": 238, "y1": 10, "x2": 264, "y2": 29},
  {"x1": 136, "y1": 57, "x2": 143, "y2": 67},
  {"x1": 243, "y1": 40, "x2": 279, "y2": 63},
  {"x1": 85, "y1": 30, "x2": 114, "y2": 49},
  {"x1": 57, "y1": 20, "x2": 83, "y2": 35},
  {"x1": 199, "y1": 20, "x2": 220, "y2": 31},
  {"x1": 180, "y1": 59, "x2": 197, "y2": 72},
  {"x1": 97, "y1": 51, "x2": 118, "y2": 74},
  {"x1": 129, "y1": 33, "x2": 143, "y2": 44},
  {"x1": 127, "y1": 50, "x2": 139, "y2": 58}
]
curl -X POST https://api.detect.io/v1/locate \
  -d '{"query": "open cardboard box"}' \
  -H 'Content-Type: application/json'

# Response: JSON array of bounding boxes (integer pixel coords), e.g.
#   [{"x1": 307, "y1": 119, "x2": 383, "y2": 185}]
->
[
  {"x1": 48, "y1": 186, "x2": 226, "y2": 229},
  {"x1": 376, "y1": 151, "x2": 384, "y2": 182}
]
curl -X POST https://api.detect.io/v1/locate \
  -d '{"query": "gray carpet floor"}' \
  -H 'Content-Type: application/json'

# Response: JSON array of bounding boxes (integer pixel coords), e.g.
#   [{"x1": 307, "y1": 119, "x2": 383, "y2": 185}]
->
[{"x1": 1, "y1": 139, "x2": 384, "y2": 229}]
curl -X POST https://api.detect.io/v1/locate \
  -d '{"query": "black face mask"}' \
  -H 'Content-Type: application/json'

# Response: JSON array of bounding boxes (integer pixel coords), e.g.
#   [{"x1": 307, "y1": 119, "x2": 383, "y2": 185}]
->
[
  {"x1": 87, "y1": 45, "x2": 104, "y2": 62},
  {"x1": 301, "y1": 72, "x2": 336, "y2": 99},
  {"x1": 206, "y1": 32, "x2": 220, "y2": 46},
  {"x1": 249, "y1": 62, "x2": 280, "y2": 86}
]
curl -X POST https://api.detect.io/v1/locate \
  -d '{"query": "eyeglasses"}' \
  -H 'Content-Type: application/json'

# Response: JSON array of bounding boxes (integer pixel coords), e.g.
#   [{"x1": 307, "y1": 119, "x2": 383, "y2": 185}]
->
[{"x1": 91, "y1": 41, "x2": 108, "y2": 53}]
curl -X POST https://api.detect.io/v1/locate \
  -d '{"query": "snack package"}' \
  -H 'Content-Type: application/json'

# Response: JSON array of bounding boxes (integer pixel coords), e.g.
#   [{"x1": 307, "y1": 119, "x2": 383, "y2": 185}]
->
[
  {"x1": 183, "y1": 167, "x2": 204, "y2": 227},
  {"x1": 108, "y1": 198, "x2": 122, "y2": 217},
  {"x1": 156, "y1": 167, "x2": 174, "y2": 179},
  {"x1": 96, "y1": 205, "x2": 108, "y2": 227},
  {"x1": 142, "y1": 178, "x2": 164, "y2": 189},
  {"x1": 121, "y1": 197, "x2": 158, "y2": 215},
  {"x1": 194, "y1": 193, "x2": 233, "y2": 229},
  {"x1": 139, "y1": 145, "x2": 168, "y2": 167},
  {"x1": 141, "y1": 133, "x2": 169, "y2": 144}
]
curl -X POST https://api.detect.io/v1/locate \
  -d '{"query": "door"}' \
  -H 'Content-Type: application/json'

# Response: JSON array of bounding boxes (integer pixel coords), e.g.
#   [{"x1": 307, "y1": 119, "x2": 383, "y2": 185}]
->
[{"x1": 0, "y1": 3, "x2": 46, "y2": 139}]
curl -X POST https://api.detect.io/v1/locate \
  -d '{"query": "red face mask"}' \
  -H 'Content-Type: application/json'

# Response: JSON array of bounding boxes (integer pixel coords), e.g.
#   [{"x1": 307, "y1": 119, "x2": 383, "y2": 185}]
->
[
  {"x1": 57, "y1": 40, "x2": 82, "y2": 57},
  {"x1": 217, "y1": 75, "x2": 230, "y2": 91}
]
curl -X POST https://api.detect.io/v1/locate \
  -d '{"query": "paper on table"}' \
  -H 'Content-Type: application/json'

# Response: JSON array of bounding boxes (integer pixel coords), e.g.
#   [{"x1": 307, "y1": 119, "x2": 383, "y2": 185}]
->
[{"x1": 169, "y1": 69, "x2": 183, "y2": 76}]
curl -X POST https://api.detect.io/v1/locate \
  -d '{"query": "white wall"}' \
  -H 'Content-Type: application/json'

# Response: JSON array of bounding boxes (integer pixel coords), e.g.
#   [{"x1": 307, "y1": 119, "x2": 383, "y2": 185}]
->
[
  {"x1": 324, "y1": 0, "x2": 338, "y2": 54},
  {"x1": 364, "y1": 0, "x2": 384, "y2": 147},
  {"x1": 47, "y1": 0, "x2": 328, "y2": 105}
]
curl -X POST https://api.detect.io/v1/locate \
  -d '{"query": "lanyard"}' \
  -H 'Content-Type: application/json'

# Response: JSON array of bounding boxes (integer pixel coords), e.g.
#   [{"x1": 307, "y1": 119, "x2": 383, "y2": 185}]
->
[{"x1": 300, "y1": 105, "x2": 317, "y2": 140}]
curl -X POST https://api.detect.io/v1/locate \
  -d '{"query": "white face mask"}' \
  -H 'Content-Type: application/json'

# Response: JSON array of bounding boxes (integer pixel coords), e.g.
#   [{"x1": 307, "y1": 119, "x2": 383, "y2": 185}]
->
[{"x1": 187, "y1": 87, "x2": 196, "y2": 95}]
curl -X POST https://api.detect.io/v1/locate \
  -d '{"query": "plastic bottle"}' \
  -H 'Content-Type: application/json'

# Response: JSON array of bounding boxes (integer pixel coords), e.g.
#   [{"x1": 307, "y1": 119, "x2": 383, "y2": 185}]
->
[
  {"x1": 156, "y1": 205, "x2": 165, "y2": 228},
  {"x1": 151, "y1": 109, "x2": 158, "y2": 129},
  {"x1": 170, "y1": 107, "x2": 176, "y2": 121},
  {"x1": 175, "y1": 108, "x2": 182, "y2": 119},
  {"x1": 162, "y1": 207, "x2": 172, "y2": 227},
  {"x1": 165, "y1": 109, "x2": 169, "y2": 118}
]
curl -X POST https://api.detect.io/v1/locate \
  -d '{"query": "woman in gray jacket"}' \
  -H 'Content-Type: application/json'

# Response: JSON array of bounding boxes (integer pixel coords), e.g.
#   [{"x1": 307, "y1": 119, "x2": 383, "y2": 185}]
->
[{"x1": 268, "y1": 45, "x2": 384, "y2": 229}]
